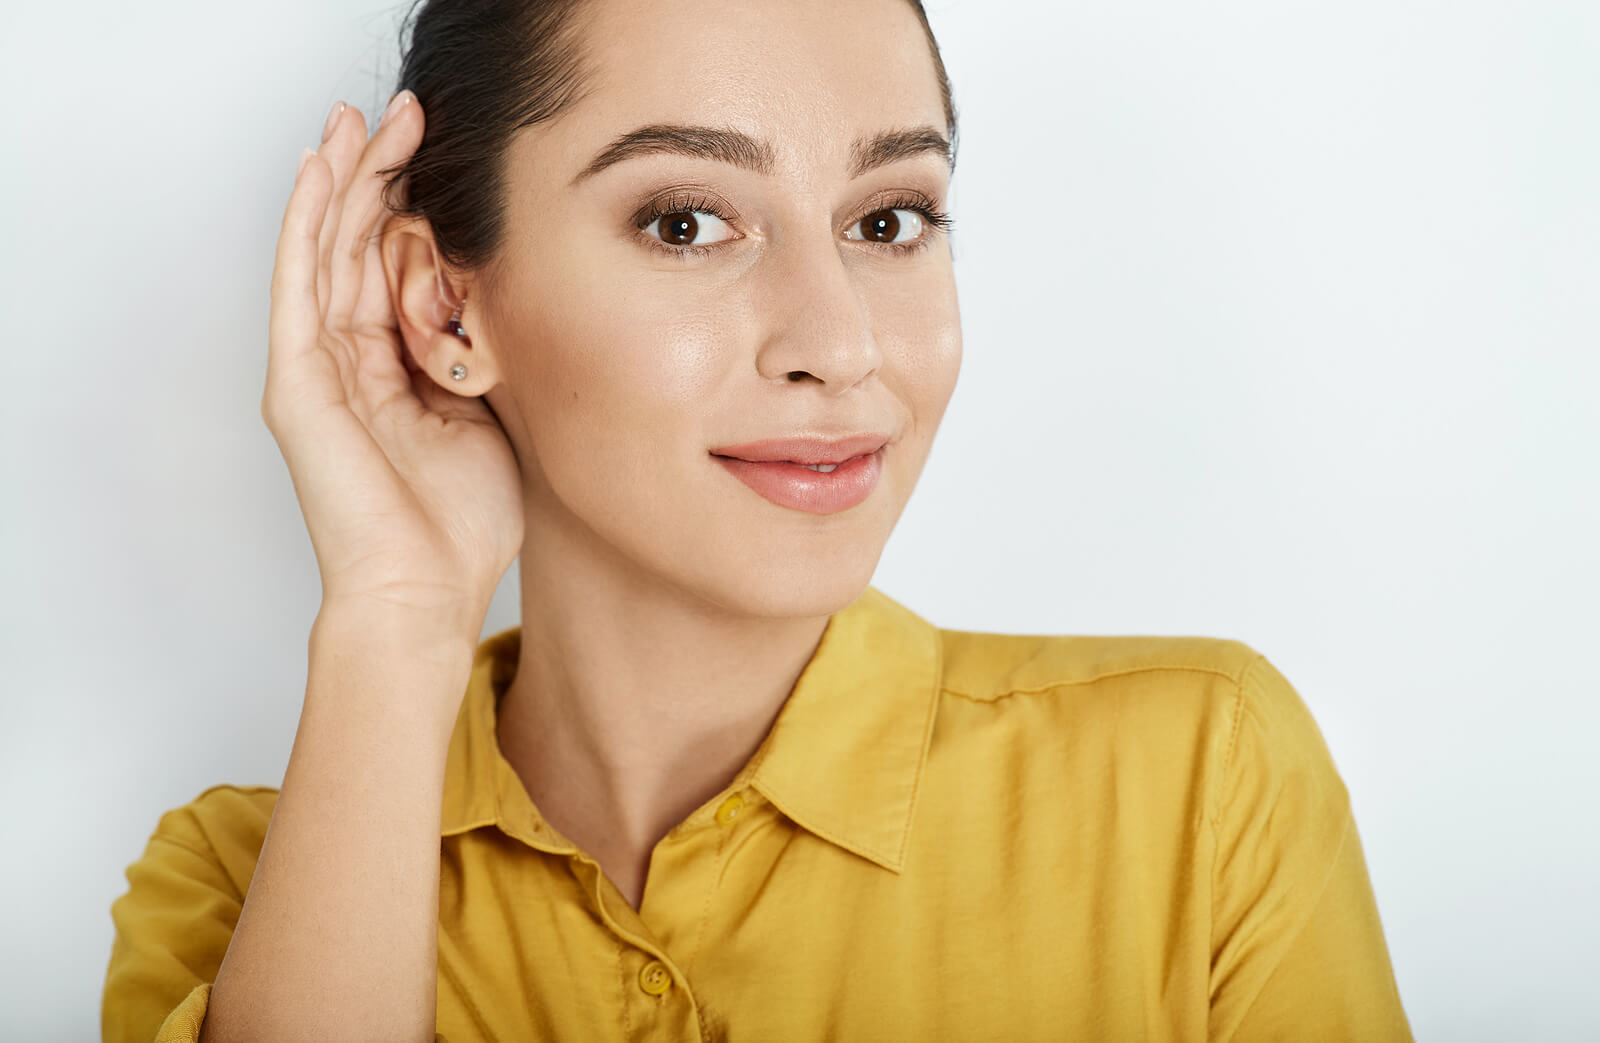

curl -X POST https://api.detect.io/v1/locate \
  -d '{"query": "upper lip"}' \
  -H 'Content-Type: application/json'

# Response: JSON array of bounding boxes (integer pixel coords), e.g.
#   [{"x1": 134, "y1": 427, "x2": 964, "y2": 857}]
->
[{"x1": 710, "y1": 432, "x2": 891, "y2": 465}]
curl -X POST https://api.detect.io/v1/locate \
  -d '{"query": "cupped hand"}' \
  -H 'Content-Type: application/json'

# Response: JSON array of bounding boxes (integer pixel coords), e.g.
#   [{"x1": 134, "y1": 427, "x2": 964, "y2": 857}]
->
[{"x1": 264, "y1": 93, "x2": 524, "y2": 635}]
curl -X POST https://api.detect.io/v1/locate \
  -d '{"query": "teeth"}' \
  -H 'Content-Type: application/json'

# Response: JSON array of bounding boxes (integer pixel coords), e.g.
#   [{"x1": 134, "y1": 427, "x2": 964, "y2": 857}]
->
[{"x1": 801, "y1": 463, "x2": 839, "y2": 472}]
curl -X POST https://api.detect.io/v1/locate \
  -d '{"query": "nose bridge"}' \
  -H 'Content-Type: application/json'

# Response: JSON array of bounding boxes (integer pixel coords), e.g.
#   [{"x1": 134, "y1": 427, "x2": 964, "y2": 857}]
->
[{"x1": 753, "y1": 230, "x2": 881, "y2": 389}]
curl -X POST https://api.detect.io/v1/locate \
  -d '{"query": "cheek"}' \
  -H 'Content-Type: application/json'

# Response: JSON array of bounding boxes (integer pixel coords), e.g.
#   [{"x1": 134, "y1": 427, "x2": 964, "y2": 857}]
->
[
  {"x1": 908, "y1": 307, "x2": 963, "y2": 413},
  {"x1": 874, "y1": 268, "x2": 963, "y2": 425},
  {"x1": 510, "y1": 266, "x2": 736, "y2": 471}
]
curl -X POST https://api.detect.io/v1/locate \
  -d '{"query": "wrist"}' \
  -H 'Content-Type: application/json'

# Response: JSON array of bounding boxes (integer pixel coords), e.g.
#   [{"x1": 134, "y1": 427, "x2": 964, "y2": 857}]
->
[
  {"x1": 306, "y1": 608, "x2": 482, "y2": 737},
  {"x1": 310, "y1": 601, "x2": 483, "y2": 665},
  {"x1": 315, "y1": 588, "x2": 488, "y2": 641}
]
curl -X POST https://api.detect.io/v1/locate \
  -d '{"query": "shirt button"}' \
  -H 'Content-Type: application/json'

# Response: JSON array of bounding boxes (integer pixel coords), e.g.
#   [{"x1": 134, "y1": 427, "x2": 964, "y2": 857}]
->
[
  {"x1": 715, "y1": 794, "x2": 746, "y2": 825},
  {"x1": 638, "y1": 959, "x2": 672, "y2": 996}
]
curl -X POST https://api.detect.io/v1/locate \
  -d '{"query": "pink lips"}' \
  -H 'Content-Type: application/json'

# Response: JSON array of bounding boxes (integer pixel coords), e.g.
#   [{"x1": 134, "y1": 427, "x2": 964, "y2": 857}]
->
[{"x1": 709, "y1": 434, "x2": 889, "y2": 514}]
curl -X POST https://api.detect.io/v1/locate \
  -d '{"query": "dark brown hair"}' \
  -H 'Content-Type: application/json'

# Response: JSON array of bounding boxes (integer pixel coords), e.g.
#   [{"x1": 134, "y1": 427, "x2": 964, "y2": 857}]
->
[{"x1": 378, "y1": 0, "x2": 958, "y2": 294}]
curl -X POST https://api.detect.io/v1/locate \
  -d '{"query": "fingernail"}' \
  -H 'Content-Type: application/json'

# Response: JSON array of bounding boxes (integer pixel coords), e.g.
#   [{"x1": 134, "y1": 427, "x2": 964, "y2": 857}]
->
[
  {"x1": 321, "y1": 100, "x2": 345, "y2": 143},
  {"x1": 296, "y1": 147, "x2": 314, "y2": 181},
  {"x1": 379, "y1": 90, "x2": 412, "y2": 129}
]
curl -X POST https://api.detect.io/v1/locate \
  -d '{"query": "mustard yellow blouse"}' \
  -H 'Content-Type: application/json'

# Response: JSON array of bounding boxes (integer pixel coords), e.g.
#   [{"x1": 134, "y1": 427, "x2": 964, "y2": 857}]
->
[{"x1": 103, "y1": 586, "x2": 1412, "y2": 1041}]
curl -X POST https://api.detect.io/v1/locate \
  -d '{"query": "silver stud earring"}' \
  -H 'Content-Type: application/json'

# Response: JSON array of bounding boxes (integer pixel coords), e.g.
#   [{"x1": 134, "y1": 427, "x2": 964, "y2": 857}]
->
[{"x1": 445, "y1": 299, "x2": 470, "y2": 381}]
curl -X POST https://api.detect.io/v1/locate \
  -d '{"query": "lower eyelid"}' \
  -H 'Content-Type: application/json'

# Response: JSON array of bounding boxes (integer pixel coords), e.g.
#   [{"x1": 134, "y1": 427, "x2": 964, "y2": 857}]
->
[{"x1": 637, "y1": 230, "x2": 729, "y2": 259}]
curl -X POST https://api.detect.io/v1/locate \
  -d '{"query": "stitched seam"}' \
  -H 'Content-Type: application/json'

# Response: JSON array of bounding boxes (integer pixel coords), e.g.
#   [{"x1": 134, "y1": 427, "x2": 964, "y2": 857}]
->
[
  {"x1": 943, "y1": 661, "x2": 1249, "y2": 703},
  {"x1": 441, "y1": 814, "x2": 500, "y2": 837},
  {"x1": 893, "y1": 627, "x2": 945, "y2": 868},
  {"x1": 1207, "y1": 656, "x2": 1258, "y2": 971},
  {"x1": 751, "y1": 628, "x2": 944, "y2": 870},
  {"x1": 617, "y1": 936, "x2": 632, "y2": 1038},
  {"x1": 756, "y1": 782, "x2": 899, "y2": 866},
  {"x1": 684, "y1": 813, "x2": 729, "y2": 974},
  {"x1": 1212, "y1": 655, "x2": 1262, "y2": 831}
]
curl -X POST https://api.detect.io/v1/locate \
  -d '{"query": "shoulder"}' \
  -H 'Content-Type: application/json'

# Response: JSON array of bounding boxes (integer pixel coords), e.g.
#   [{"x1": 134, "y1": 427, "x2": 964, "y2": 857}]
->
[
  {"x1": 931, "y1": 627, "x2": 1323, "y2": 757},
  {"x1": 930, "y1": 630, "x2": 1268, "y2": 793},
  {"x1": 146, "y1": 783, "x2": 281, "y2": 890},
  {"x1": 929, "y1": 627, "x2": 1341, "y2": 826},
  {"x1": 936, "y1": 627, "x2": 1262, "y2": 702},
  {"x1": 931, "y1": 629, "x2": 1316, "y2": 796}
]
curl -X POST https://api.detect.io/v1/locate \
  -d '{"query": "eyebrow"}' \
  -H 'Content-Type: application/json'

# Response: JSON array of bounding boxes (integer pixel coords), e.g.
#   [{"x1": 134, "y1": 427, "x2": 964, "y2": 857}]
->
[{"x1": 569, "y1": 123, "x2": 952, "y2": 185}]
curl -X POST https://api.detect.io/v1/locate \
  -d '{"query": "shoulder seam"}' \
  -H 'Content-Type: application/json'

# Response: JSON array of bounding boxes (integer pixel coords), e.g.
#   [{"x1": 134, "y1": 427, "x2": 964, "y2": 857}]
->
[
  {"x1": 1211, "y1": 653, "x2": 1266, "y2": 831},
  {"x1": 942, "y1": 661, "x2": 1248, "y2": 703}
]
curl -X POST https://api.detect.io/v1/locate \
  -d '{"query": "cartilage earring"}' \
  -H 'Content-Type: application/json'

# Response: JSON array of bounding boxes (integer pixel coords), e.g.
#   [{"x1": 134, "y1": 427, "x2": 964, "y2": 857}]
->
[
  {"x1": 445, "y1": 300, "x2": 470, "y2": 340},
  {"x1": 445, "y1": 300, "x2": 469, "y2": 381}
]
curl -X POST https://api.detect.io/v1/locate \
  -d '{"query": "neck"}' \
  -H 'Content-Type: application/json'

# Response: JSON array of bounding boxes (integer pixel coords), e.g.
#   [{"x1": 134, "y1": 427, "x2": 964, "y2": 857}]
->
[{"x1": 494, "y1": 502, "x2": 831, "y2": 870}]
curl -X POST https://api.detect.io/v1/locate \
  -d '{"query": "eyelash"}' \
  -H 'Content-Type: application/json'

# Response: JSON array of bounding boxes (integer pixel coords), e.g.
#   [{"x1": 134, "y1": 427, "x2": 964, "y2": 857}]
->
[{"x1": 633, "y1": 190, "x2": 954, "y2": 260}]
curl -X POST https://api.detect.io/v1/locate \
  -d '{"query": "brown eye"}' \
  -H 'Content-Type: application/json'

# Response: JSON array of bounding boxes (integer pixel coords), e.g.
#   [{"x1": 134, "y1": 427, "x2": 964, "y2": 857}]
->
[
  {"x1": 860, "y1": 209, "x2": 900, "y2": 242},
  {"x1": 658, "y1": 212, "x2": 698, "y2": 245},
  {"x1": 846, "y1": 207, "x2": 925, "y2": 245},
  {"x1": 642, "y1": 207, "x2": 735, "y2": 249}
]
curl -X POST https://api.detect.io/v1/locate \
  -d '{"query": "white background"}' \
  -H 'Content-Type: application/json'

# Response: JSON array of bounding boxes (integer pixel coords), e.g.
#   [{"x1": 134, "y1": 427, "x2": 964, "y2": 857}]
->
[{"x1": 3, "y1": 0, "x2": 1596, "y2": 1038}]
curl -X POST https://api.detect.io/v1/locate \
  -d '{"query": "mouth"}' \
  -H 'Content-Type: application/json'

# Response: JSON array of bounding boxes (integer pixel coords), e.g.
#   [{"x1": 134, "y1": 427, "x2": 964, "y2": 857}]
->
[
  {"x1": 707, "y1": 432, "x2": 891, "y2": 466},
  {"x1": 708, "y1": 454, "x2": 865, "y2": 472},
  {"x1": 710, "y1": 447, "x2": 886, "y2": 514}
]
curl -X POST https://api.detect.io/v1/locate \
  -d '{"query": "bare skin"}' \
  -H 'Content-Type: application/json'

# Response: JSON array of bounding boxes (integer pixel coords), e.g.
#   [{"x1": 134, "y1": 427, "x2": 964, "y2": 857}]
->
[
  {"x1": 212, "y1": 0, "x2": 956, "y2": 1034},
  {"x1": 380, "y1": 0, "x2": 962, "y2": 911},
  {"x1": 207, "y1": 84, "x2": 513, "y2": 1041}
]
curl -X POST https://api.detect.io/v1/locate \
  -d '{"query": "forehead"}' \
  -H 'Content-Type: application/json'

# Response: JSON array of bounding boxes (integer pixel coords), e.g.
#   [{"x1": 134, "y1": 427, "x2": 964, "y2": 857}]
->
[{"x1": 557, "y1": 0, "x2": 946, "y2": 173}]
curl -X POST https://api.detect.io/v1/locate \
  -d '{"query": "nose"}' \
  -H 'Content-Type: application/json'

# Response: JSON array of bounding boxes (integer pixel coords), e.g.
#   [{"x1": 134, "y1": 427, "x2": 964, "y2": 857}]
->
[{"x1": 753, "y1": 234, "x2": 883, "y2": 391}]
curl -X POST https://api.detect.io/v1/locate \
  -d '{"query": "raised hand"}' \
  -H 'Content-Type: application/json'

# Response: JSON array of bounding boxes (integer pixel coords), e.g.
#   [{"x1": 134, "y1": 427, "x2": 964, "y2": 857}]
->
[{"x1": 264, "y1": 93, "x2": 524, "y2": 640}]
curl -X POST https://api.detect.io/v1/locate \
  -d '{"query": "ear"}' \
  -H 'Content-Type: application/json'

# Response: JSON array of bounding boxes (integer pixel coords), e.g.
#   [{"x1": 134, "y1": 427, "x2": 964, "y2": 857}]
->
[{"x1": 380, "y1": 217, "x2": 502, "y2": 395}]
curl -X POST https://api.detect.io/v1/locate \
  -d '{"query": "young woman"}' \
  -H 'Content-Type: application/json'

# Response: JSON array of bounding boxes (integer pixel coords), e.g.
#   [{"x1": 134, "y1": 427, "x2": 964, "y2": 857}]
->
[{"x1": 103, "y1": 0, "x2": 1411, "y2": 1038}]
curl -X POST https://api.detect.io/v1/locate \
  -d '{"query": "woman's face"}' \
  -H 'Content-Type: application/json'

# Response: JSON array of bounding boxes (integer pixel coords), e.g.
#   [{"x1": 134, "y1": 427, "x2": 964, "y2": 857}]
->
[{"x1": 479, "y1": 0, "x2": 961, "y2": 617}]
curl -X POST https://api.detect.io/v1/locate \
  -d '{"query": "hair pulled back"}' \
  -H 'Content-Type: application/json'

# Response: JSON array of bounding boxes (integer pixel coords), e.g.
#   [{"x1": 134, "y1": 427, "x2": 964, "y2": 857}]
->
[{"x1": 380, "y1": 0, "x2": 957, "y2": 294}]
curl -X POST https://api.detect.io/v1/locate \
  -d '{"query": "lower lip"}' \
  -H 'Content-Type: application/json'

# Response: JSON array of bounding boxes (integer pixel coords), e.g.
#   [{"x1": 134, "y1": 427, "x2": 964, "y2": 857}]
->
[{"x1": 712, "y1": 448, "x2": 883, "y2": 514}]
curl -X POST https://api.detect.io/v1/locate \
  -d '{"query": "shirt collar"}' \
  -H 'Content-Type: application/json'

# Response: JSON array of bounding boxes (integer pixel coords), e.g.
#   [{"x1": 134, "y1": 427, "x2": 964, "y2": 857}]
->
[{"x1": 440, "y1": 584, "x2": 943, "y2": 873}]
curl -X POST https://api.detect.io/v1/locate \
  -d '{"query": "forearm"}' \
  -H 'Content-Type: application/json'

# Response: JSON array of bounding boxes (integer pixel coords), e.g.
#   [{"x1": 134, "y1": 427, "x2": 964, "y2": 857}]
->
[{"x1": 201, "y1": 611, "x2": 476, "y2": 1042}]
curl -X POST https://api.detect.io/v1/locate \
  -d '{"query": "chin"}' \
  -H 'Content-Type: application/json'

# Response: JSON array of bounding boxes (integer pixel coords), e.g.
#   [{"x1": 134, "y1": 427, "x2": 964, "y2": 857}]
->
[{"x1": 676, "y1": 529, "x2": 889, "y2": 621}]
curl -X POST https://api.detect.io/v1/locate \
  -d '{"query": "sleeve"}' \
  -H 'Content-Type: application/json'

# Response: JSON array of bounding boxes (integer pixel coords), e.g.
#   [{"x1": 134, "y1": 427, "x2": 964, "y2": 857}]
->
[
  {"x1": 101, "y1": 800, "x2": 244, "y2": 1042},
  {"x1": 1207, "y1": 653, "x2": 1413, "y2": 1042}
]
